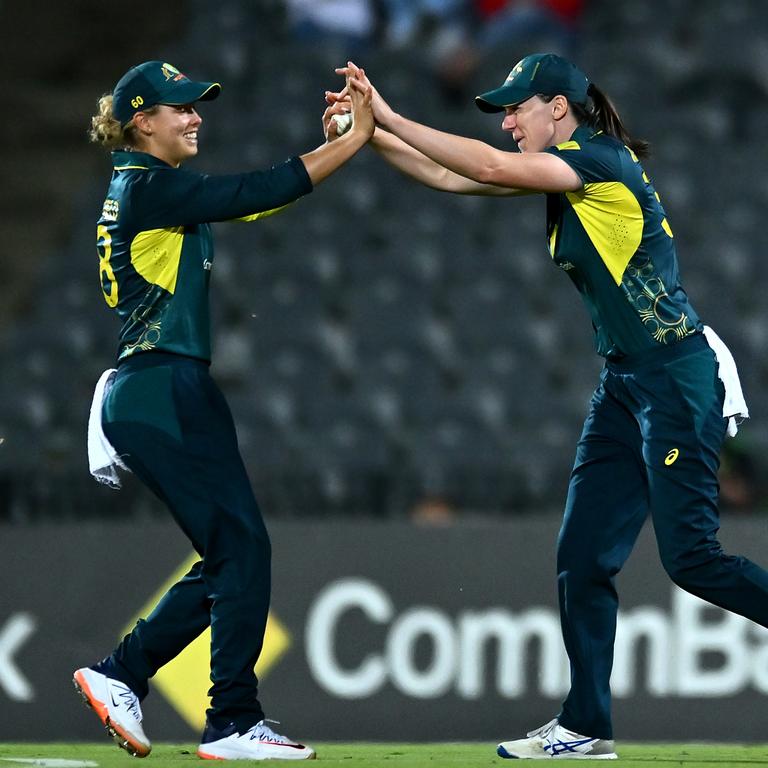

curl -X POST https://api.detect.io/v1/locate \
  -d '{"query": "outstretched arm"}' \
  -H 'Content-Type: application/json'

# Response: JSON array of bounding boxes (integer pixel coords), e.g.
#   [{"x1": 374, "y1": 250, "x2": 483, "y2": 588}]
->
[
  {"x1": 339, "y1": 62, "x2": 581, "y2": 194},
  {"x1": 325, "y1": 78, "x2": 525, "y2": 196},
  {"x1": 377, "y1": 112, "x2": 579, "y2": 192},
  {"x1": 370, "y1": 126, "x2": 528, "y2": 196}
]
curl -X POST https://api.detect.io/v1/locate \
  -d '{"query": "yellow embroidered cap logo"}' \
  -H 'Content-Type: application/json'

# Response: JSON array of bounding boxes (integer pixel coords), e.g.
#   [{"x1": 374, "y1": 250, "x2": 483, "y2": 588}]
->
[
  {"x1": 161, "y1": 62, "x2": 180, "y2": 80},
  {"x1": 665, "y1": 448, "x2": 680, "y2": 466},
  {"x1": 161, "y1": 62, "x2": 187, "y2": 82}
]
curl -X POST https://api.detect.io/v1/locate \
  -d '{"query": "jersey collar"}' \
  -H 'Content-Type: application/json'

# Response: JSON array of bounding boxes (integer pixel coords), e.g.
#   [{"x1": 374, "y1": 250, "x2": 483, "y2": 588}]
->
[
  {"x1": 111, "y1": 150, "x2": 174, "y2": 171},
  {"x1": 569, "y1": 124, "x2": 600, "y2": 144}
]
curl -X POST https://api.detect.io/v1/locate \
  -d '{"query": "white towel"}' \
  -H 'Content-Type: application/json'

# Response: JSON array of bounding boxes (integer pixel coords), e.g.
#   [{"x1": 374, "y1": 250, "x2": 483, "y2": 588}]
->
[
  {"x1": 702, "y1": 326, "x2": 749, "y2": 437},
  {"x1": 87, "y1": 368, "x2": 131, "y2": 488}
]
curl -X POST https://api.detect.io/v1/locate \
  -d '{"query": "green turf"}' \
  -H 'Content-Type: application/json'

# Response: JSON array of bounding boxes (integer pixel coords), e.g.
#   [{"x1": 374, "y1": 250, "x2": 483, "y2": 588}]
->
[{"x1": 1, "y1": 743, "x2": 767, "y2": 767}]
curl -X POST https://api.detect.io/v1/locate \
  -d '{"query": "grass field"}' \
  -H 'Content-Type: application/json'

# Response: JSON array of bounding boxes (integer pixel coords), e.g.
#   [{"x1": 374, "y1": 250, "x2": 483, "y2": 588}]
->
[{"x1": 1, "y1": 743, "x2": 768, "y2": 768}]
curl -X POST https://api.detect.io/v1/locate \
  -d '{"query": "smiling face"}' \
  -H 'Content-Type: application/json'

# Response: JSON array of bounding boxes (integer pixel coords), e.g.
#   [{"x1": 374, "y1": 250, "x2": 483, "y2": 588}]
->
[
  {"x1": 501, "y1": 94, "x2": 571, "y2": 153},
  {"x1": 132, "y1": 104, "x2": 202, "y2": 166}
]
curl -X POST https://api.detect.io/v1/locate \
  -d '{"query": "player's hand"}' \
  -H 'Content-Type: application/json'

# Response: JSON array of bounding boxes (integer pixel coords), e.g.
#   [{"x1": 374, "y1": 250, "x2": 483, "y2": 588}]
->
[
  {"x1": 344, "y1": 63, "x2": 374, "y2": 140},
  {"x1": 322, "y1": 98, "x2": 351, "y2": 142},
  {"x1": 325, "y1": 84, "x2": 350, "y2": 107},
  {"x1": 335, "y1": 61, "x2": 395, "y2": 129},
  {"x1": 347, "y1": 83, "x2": 374, "y2": 141}
]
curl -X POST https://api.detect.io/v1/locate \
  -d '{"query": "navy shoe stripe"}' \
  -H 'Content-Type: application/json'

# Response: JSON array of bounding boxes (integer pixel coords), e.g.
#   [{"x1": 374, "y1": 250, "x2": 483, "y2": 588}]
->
[{"x1": 544, "y1": 738, "x2": 595, "y2": 755}]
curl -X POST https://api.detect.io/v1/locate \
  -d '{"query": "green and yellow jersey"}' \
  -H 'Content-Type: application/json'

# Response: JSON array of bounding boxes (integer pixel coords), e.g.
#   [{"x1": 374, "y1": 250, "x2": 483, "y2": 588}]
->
[
  {"x1": 544, "y1": 125, "x2": 701, "y2": 359},
  {"x1": 97, "y1": 150, "x2": 313, "y2": 362}
]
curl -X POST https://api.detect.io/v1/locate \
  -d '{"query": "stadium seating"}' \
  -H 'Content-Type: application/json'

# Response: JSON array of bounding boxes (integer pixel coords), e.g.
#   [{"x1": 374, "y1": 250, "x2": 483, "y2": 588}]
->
[{"x1": 3, "y1": 0, "x2": 768, "y2": 519}]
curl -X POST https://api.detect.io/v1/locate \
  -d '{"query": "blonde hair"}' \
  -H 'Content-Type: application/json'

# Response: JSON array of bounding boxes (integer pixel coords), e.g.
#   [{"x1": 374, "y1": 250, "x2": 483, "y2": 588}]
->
[{"x1": 88, "y1": 94, "x2": 158, "y2": 150}]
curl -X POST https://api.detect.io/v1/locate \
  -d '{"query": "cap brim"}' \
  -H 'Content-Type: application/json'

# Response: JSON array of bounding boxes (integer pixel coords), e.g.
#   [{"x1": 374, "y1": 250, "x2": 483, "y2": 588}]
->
[
  {"x1": 475, "y1": 84, "x2": 534, "y2": 113},
  {"x1": 160, "y1": 81, "x2": 221, "y2": 106}
]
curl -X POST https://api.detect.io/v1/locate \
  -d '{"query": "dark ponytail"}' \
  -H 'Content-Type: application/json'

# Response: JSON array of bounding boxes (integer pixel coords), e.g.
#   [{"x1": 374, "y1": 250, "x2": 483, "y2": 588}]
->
[{"x1": 572, "y1": 83, "x2": 650, "y2": 159}]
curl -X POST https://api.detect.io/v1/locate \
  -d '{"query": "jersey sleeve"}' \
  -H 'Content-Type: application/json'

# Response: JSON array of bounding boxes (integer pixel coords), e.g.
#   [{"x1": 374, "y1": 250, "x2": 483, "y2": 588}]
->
[
  {"x1": 132, "y1": 156, "x2": 313, "y2": 228},
  {"x1": 233, "y1": 204, "x2": 291, "y2": 222},
  {"x1": 544, "y1": 138, "x2": 622, "y2": 186}
]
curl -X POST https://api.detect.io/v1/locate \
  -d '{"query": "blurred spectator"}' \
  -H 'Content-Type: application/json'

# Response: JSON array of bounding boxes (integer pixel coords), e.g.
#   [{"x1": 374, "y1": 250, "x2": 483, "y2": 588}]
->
[
  {"x1": 431, "y1": 0, "x2": 586, "y2": 105},
  {"x1": 476, "y1": 0, "x2": 584, "y2": 57},
  {"x1": 719, "y1": 440, "x2": 762, "y2": 514},
  {"x1": 284, "y1": 0, "x2": 379, "y2": 55},
  {"x1": 410, "y1": 494, "x2": 458, "y2": 526},
  {"x1": 379, "y1": 0, "x2": 467, "y2": 49}
]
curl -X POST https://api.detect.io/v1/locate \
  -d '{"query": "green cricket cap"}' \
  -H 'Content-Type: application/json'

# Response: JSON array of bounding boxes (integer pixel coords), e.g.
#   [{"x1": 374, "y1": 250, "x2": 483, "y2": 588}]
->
[
  {"x1": 475, "y1": 53, "x2": 589, "y2": 113},
  {"x1": 112, "y1": 61, "x2": 221, "y2": 125}
]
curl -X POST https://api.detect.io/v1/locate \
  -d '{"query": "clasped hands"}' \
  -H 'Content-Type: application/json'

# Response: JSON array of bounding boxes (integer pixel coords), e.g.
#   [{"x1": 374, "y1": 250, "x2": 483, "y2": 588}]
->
[{"x1": 323, "y1": 61, "x2": 392, "y2": 142}]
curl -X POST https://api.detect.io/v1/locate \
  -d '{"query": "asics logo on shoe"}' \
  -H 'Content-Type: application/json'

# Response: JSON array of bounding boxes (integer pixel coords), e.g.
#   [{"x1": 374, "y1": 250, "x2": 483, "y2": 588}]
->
[{"x1": 545, "y1": 738, "x2": 595, "y2": 755}]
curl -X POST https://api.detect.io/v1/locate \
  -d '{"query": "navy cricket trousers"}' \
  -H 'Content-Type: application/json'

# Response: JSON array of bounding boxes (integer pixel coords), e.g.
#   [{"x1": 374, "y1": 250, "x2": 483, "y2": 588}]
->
[
  {"x1": 100, "y1": 351, "x2": 270, "y2": 731},
  {"x1": 556, "y1": 333, "x2": 768, "y2": 739}
]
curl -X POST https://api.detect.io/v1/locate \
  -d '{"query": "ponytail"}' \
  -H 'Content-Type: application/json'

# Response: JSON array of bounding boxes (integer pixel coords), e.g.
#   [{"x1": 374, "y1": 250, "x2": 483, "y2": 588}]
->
[
  {"x1": 572, "y1": 83, "x2": 650, "y2": 159},
  {"x1": 89, "y1": 94, "x2": 126, "y2": 149},
  {"x1": 89, "y1": 93, "x2": 159, "y2": 151}
]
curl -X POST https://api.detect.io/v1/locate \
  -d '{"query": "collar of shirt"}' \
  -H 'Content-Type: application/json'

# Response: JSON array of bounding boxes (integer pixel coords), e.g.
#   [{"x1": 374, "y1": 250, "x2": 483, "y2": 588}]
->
[
  {"x1": 111, "y1": 149, "x2": 174, "y2": 171},
  {"x1": 569, "y1": 124, "x2": 600, "y2": 144}
]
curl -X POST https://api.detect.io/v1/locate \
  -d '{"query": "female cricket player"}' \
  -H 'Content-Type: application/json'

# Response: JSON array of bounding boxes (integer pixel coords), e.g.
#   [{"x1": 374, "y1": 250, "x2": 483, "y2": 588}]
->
[
  {"x1": 332, "y1": 54, "x2": 768, "y2": 758},
  {"x1": 74, "y1": 59, "x2": 372, "y2": 761}
]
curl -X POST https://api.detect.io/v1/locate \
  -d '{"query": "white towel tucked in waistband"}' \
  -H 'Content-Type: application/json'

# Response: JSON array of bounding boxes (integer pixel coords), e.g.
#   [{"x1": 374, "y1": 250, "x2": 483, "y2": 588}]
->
[
  {"x1": 702, "y1": 326, "x2": 749, "y2": 437},
  {"x1": 87, "y1": 368, "x2": 131, "y2": 488}
]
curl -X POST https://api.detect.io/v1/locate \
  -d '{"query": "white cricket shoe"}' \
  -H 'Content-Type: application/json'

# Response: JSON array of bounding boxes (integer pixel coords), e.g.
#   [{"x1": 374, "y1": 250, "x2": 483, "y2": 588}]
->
[
  {"x1": 497, "y1": 718, "x2": 617, "y2": 759},
  {"x1": 197, "y1": 719, "x2": 316, "y2": 761},
  {"x1": 73, "y1": 667, "x2": 151, "y2": 757}
]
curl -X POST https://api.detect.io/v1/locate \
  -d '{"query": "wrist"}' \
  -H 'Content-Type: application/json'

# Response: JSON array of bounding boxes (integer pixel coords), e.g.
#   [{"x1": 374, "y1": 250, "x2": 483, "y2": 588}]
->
[
  {"x1": 346, "y1": 126, "x2": 370, "y2": 149},
  {"x1": 371, "y1": 125, "x2": 388, "y2": 143},
  {"x1": 381, "y1": 111, "x2": 403, "y2": 134}
]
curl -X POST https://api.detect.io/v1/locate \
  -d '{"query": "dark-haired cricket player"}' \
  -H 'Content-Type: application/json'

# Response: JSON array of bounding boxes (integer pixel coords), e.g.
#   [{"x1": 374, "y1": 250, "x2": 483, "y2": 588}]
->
[{"x1": 327, "y1": 53, "x2": 768, "y2": 758}]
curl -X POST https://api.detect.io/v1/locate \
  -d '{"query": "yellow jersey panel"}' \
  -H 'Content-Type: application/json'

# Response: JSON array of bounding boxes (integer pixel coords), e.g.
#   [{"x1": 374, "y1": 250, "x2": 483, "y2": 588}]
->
[
  {"x1": 130, "y1": 227, "x2": 185, "y2": 295},
  {"x1": 565, "y1": 182, "x2": 644, "y2": 286}
]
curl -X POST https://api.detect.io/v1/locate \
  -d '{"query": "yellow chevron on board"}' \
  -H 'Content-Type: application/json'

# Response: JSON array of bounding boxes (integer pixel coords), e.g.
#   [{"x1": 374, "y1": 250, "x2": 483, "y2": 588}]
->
[{"x1": 122, "y1": 551, "x2": 291, "y2": 731}]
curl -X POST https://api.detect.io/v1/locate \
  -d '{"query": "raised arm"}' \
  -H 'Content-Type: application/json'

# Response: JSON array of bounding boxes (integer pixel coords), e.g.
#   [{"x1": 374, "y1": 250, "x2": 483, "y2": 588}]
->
[
  {"x1": 325, "y1": 77, "x2": 523, "y2": 196},
  {"x1": 370, "y1": 126, "x2": 527, "y2": 196},
  {"x1": 377, "y1": 112, "x2": 579, "y2": 192},
  {"x1": 130, "y1": 76, "x2": 374, "y2": 230},
  {"x1": 340, "y1": 62, "x2": 581, "y2": 194}
]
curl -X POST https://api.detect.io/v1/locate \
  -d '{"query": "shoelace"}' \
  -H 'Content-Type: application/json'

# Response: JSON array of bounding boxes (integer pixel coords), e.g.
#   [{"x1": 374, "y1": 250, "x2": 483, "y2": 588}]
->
[
  {"x1": 248, "y1": 719, "x2": 293, "y2": 744},
  {"x1": 526, "y1": 718, "x2": 559, "y2": 739}
]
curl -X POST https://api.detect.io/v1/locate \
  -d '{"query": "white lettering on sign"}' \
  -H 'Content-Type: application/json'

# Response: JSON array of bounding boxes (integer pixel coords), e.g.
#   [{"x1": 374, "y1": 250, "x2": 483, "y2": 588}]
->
[
  {"x1": 305, "y1": 579, "x2": 391, "y2": 698},
  {"x1": 0, "y1": 613, "x2": 36, "y2": 701},
  {"x1": 305, "y1": 579, "x2": 768, "y2": 700}
]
